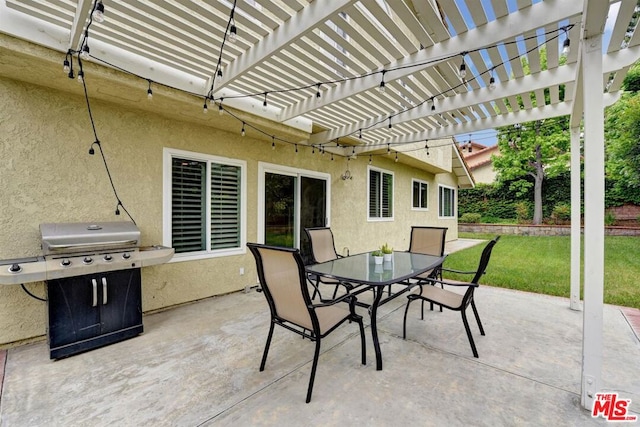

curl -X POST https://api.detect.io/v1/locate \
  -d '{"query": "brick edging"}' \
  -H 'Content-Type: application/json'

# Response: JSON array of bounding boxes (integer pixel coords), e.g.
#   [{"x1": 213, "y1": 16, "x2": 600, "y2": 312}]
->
[{"x1": 459, "y1": 224, "x2": 640, "y2": 236}]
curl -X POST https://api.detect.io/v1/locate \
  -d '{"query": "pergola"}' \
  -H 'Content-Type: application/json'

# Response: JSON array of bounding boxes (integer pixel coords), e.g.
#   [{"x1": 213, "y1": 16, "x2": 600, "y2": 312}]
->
[{"x1": 1, "y1": 0, "x2": 638, "y2": 410}]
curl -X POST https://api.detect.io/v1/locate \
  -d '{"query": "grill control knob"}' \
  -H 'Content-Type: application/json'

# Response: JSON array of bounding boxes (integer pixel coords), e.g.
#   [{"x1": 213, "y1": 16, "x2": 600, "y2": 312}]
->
[
  {"x1": 61, "y1": 258, "x2": 71, "y2": 267},
  {"x1": 122, "y1": 253, "x2": 131, "y2": 260},
  {"x1": 83, "y1": 257, "x2": 93, "y2": 265},
  {"x1": 9, "y1": 263, "x2": 21, "y2": 273},
  {"x1": 104, "y1": 254, "x2": 113, "y2": 262}
]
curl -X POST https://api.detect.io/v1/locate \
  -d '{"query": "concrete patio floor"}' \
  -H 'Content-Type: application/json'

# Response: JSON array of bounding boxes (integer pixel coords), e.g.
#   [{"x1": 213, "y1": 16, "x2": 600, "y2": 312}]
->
[{"x1": 1, "y1": 240, "x2": 639, "y2": 426}]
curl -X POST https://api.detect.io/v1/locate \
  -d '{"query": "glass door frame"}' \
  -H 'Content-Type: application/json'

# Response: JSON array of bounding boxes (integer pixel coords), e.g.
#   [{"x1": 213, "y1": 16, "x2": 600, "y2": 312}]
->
[{"x1": 257, "y1": 162, "x2": 331, "y2": 248}]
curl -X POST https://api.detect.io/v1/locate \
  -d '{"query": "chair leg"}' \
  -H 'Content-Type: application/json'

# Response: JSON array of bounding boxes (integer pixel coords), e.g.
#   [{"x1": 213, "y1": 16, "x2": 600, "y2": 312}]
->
[
  {"x1": 461, "y1": 310, "x2": 479, "y2": 358},
  {"x1": 471, "y1": 300, "x2": 485, "y2": 336},
  {"x1": 402, "y1": 297, "x2": 415, "y2": 339},
  {"x1": 306, "y1": 339, "x2": 322, "y2": 403},
  {"x1": 260, "y1": 322, "x2": 275, "y2": 371}
]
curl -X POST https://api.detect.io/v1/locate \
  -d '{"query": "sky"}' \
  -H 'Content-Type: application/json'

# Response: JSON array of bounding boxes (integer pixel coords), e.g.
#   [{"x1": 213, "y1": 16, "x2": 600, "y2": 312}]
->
[{"x1": 454, "y1": 0, "x2": 618, "y2": 147}]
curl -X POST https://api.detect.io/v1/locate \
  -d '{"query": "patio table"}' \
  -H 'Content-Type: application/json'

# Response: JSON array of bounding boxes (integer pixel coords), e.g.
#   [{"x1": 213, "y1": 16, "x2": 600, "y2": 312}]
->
[{"x1": 306, "y1": 251, "x2": 445, "y2": 370}]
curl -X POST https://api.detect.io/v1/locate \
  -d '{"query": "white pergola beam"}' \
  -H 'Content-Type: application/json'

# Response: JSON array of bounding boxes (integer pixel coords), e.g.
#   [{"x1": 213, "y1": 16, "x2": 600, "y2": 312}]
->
[
  {"x1": 68, "y1": 0, "x2": 92, "y2": 51},
  {"x1": 280, "y1": 0, "x2": 583, "y2": 122},
  {"x1": 214, "y1": 0, "x2": 356, "y2": 91}
]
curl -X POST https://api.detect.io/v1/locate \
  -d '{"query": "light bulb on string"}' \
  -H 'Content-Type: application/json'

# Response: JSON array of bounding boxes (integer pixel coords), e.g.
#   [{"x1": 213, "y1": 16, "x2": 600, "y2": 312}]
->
[
  {"x1": 262, "y1": 93, "x2": 268, "y2": 112},
  {"x1": 316, "y1": 83, "x2": 321, "y2": 101},
  {"x1": 395, "y1": 153, "x2": 399, "y2": 162},
  {"x1": 92, "y1": 1, "x2": 105, "y2": 23},
  {"x1": 489, "y1": 68, "x2": 496, "y2": 90},
  {"x1": 430, "y1": 97, "x2": 436, "y2": 112},
  {"x1": 218, "y1": 98, "x2": 224, "y2": 115},
  {"x1": 459, "y1": 61, "x2": 466, "y2": 79},
  {"x1": 369, "y1": 155, "x2": 372, "y2": 165},
  {"x1": 312, "y1": 146, "x2": 315, "y2": 154},
  {"x1": 562, "y1": 37, "x2": 570, "y2": 55},
  {"x1": 63, "y1": 58, "x2": 70, "y2": 73},
  {"x1": 295, "y1": 144, "x2": 298, "y2": 154},
  {"x1": 80, "y1": 43, "x2": 90, "y2": 60},
  {"x1": 217, "y1": 69, "x2": 223, "y2": 82},
  {"x1": 388, "y1": 117, "x2": 392, "y2": 129},
  {"x1": 425, "y1": 140, "x2": 430, "y2": 156},
  {"x1": 378, "y1": 70, "x2": 386, "y2": 93},
  {"x1": 241, "y1": 122, "x2": 246, "y2": 137},
  {"x1": 147, "y1": 80, "x2": 153, "y2": 100},
  {"x1": 271, "y1": 136, "x2": 275, "y2": 150},
  {"x1": 115, "y1": 202, "x2": 121, "y2": 216},
  {"x1": 228, "y1": 24, "x2": 237, "y2": 43},
  {"x1": 203, "y1": 98, "x2": 209, "y2": 114},
  {"x1": 77, "y1": 70, "x2": 84, "y2": 84},
  {"x1": 387, "y1": 144, "x2": 390, "y2": 155}
]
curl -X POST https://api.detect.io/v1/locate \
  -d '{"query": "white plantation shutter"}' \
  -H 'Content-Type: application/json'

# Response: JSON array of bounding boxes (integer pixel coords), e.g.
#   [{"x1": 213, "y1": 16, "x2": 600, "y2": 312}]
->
[
  {"x1": 211, "y1": 163, "x2": 241, "y2": 249},
  {"x1": 368, "y1": 168, "x2": 393, "y2": 219},
  {"x1": 169, "y1": 153, "x2": 243, "y2": 255},
  {"x1": 172, "y1": 158, "x2": 206, "y2": 253}
]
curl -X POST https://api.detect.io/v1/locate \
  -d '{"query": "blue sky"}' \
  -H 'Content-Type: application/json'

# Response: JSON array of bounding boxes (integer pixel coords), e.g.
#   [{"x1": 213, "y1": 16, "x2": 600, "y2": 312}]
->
[{"x1": 454, "y1": 0, "x2": 617, "y2": 146}]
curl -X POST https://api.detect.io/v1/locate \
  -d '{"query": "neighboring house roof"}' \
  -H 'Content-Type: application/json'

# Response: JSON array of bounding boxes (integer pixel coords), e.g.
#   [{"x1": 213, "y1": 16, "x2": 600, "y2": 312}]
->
[{"x1": 462, "y1": 144, "x2": 500, "y2": 171}]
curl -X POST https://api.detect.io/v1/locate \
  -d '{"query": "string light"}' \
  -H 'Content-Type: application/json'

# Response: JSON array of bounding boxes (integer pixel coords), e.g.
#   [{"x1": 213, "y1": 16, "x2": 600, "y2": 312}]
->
[
  {"x1": 387, "y1": 144, "x2": 391, "y2": 155},
  {"x1": 218, "y1": 98, "x2": 224, "y2": 115},
  {"x1": 295, "y1": 144, "x2": 298, "y2": 153},
  {"x1": 203, "y1": 98, "x2": 208, "y2": 114},
  {"x1": 430, "y1": 97, "x2": 436, "y2": 112},
  {"x1": 217, "y1": 69, "x2": 223, "y2": 82},
  {"x1": 228, "y1": 8, "x2": 237, "y2": 43},
  {"x1": 262, "y1": 93, "x2": 268, "y2": 111},
  {"x1": 241, "y1": 122, "x2": 246, "y2": 136},
  {"x1": 77, "y1": 69, "x2": 84, "y2": 84},
  {"x1": 369, "y1": 155, "x2": 372, "y2": 164},
  {"x1": 316, "y1": 83, "x2": 321, "y2": 101},
  {"x1": 388, "y1": 117, "x2": 392, "y2": 129},
  {"x1": 63, "y1": 57, "x2": 70, "y2": 73},
  {"x1": 425, "y1": 140, "x2": 430, "y2": 156},
  {"x1": 562, "y1": 37, "x2": 571, "y2": 55},
  {"x1": 147, "y1": 80, "x2": 153, "y2": 100},
  {"x1": 92, "y1": 1, "x2": 105, "y2": 23},
  {"x1": 271, "y1": 136, "x2": 275, "y2": 150},
  {"x1": 489, "y1": 68, "x2": 496, "y2": 90},
  {"x1": 458, "y1": 53, "x2": 467, "y2": 79},
  {"x1": 378, "y1": 70, "x2": 386, "y2": 93},
  {"x1": 395, "y1": 152, "x2": 399, "y2": 162}
]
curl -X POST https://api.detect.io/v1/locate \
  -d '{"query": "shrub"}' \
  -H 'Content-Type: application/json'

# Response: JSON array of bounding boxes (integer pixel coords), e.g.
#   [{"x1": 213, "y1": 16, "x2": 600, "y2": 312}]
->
[
  {"x1": 605, "y1": 211, "x2": 617, "y2": 226},
  {"x1": 515, "y1": 202, "x2": 530, "y2": 223},
  {"x1": 551, "y1": 203, "x2": 571, "y2": 224},
  {"x1": 459, "y1": 213, "x2": 482, "y2": 223}
]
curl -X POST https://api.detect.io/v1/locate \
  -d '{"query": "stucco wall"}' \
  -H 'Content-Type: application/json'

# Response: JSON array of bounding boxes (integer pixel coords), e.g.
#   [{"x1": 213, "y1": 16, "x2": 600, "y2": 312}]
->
[{"x1": 0, "y1": 73, "x2": 459, "y2": 346}]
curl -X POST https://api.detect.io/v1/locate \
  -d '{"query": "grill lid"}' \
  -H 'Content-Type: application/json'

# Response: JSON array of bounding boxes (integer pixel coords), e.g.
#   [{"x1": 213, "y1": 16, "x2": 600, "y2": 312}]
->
[{"x1": 40, "y1": 221, "x2": 141, "y2": 255}]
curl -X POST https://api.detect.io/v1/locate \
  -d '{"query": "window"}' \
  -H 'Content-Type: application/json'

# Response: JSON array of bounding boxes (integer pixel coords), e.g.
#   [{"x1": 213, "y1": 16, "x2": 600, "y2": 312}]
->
[
  {"x1": 438, "y1": 185, "x2": 455, "y2": 218},
  {"x1": 164, "y1": 148, "x2": 246, "y2": 260},
  {"x1": 368, "y1": 166, "x2": 393, "y2": 220},
  {"x1": 412, "y1": 179, "x2": 429, "y2": 210}
]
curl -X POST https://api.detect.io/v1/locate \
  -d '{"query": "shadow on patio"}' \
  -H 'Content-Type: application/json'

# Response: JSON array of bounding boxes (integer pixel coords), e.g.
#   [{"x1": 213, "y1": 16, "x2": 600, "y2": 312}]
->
[{"x1": 1, "y1": 243, "x2": 639, "y2": 426}]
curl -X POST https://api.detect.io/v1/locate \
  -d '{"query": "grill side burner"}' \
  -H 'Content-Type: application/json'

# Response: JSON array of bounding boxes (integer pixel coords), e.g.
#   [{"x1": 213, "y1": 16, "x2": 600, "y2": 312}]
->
[{"x1": 0, "y1": 221, "x2": 174, "y2": 359}]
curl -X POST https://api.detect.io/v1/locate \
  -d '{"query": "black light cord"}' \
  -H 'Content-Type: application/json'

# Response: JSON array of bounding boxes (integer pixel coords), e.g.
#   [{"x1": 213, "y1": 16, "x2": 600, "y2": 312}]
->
[{"x1": 21, "y1": 284, "x2": 46, "y2": 302}]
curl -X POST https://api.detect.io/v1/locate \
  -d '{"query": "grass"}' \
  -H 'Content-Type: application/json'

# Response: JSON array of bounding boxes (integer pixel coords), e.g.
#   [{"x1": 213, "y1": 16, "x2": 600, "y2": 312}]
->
[{"x1": 443, "y1": 233, "x2": 640, "y2": 310}]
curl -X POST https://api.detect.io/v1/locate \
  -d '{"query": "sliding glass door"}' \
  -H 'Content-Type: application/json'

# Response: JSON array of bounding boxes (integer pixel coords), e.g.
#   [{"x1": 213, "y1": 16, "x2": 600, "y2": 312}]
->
[{"x1": 259, "y1": 164, "x2": 330, "y2": 262}]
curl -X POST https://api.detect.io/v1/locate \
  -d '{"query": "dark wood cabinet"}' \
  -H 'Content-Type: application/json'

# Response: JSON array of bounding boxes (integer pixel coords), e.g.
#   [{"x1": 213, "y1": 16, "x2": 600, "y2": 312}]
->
[{"x1": 47, "y1": 268, "x2": 143, "y2": 359}]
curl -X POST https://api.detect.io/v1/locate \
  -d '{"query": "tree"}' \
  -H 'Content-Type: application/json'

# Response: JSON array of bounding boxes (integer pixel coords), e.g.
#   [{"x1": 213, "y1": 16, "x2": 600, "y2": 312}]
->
[{"x1": 492, "y1": 118, "x2": 570, "y2": 224}]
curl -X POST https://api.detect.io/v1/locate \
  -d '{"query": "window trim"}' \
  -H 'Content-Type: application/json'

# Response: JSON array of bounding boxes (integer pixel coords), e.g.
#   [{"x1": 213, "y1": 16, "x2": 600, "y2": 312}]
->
[
  {"x1": 367, "y1": 165, "x2": 394, "y2": 222},
  {"x1": 411, "y1": 179, "x2": 429, "y2": 211},
  {"x1": 438, "y1": 184, "x2": 456, "y2": 219},
  {"x1": 163, "y1": 148, "x2": 247, "y2": 262}
]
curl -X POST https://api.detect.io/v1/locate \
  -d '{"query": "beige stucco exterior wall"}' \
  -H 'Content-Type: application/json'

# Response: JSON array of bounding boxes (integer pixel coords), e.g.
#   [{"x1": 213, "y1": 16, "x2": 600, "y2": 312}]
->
[
  {"x1": 0, "y1": 50, "x2": 461, "y2": 346},
  {"x1": 471, "y1": 164, "x2": 497, "y2": 184}
]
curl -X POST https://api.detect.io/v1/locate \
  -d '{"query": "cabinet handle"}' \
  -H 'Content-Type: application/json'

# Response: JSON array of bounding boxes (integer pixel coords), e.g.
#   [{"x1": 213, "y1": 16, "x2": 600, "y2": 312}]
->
[
  {"x1": 92, "y1": 279, "x2": 98, "y2": 307},
  {"x1": 102, "y1": 277, "x2": 108, "y2": 305}
]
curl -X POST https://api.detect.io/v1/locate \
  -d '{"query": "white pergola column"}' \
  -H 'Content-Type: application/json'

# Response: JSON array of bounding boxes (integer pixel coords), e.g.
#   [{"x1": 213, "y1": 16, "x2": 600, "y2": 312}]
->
[
  {"x1": 580, "y1": 33, "x2": 605, "y2": 410},
  {"x1": 570, "y1": 126, "x2": 582, "y2": 311}
]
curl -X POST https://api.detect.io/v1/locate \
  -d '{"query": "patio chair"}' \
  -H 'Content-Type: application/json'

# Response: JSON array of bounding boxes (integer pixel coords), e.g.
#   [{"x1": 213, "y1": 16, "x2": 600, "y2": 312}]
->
[
  {"x1": 305, "y1": 227, "x2": 360, "y2": 300},
  {"x1": 402, "y1": 236, "x2": 500, "y2": 358},
  {"x1": 408, "y1": 226, "x2": 448, "y2": 313},
  {"x1": 247, "y1": 243, "x2": 366, "y2": 403}
]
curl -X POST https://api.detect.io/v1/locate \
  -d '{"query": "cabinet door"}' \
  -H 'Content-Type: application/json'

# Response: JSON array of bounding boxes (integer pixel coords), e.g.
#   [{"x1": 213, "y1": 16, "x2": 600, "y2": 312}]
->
[
  {"x1": 99, "y1": 269, "x2": 142, "y2": 334},
  {"x1": 48, "y1": 275, "x2": 101, "y2": 348}
]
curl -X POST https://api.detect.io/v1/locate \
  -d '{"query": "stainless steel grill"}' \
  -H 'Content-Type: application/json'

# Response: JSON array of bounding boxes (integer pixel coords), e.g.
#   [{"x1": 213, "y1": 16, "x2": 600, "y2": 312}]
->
[
  {"x1": 0, "y1": 221, "x2": 174, "y2": 359},
  {"x1": 0, "y1": 221, "x2": 173, "y2": 284}
]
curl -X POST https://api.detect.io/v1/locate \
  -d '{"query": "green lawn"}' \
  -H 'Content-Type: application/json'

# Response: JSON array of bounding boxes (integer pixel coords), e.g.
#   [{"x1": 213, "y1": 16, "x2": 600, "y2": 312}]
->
[{"x1": 443, "y1": 233, "x2": 640, "y2": 310}]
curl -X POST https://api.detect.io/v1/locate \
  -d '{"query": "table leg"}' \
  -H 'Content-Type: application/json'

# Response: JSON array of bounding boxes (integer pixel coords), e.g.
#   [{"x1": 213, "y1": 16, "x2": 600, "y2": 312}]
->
[{"x1": 369, "y1": 287, "x2": 385, "y2": 370}]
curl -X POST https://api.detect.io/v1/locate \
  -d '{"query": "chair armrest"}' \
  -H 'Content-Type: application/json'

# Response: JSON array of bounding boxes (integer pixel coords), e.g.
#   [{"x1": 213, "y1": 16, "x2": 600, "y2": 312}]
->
[
  {"x1": 426, "y1": 278, "x2": 479, "y2": 288},
  {"x1": 308, "y1": 292, "x2": 356, "y2": 308}
]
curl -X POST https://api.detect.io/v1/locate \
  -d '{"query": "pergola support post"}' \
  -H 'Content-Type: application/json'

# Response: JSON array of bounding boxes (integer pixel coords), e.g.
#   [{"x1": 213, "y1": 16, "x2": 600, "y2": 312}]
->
[
  {"x1": 570, "y1": 126, "x2": 582, "y2": 311},
  {"x1": 580, "y1": 33, "x2": 605, "y2": 410}
]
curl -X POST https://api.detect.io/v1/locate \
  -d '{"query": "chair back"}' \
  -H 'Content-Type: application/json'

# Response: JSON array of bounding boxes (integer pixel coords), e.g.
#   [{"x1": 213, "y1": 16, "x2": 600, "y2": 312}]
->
[
  {"x1": 409, "y1": 226, "x2": 447, "y2": 256},
  {"x1": 247, "y1": 243, "x2": 314, "y2": 330},
  {"x1": 305, "y1": 227, "x2": 339, "y2": 263},
  {"x1": 470, "y1": 236, "x2": 501, "y2": 284}
]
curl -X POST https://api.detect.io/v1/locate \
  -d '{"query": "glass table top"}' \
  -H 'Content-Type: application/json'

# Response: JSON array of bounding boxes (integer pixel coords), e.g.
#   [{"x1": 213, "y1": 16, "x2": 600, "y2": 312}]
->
[{"x1": 306, "y1": 251, "x2": 444, "y2": 286}]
